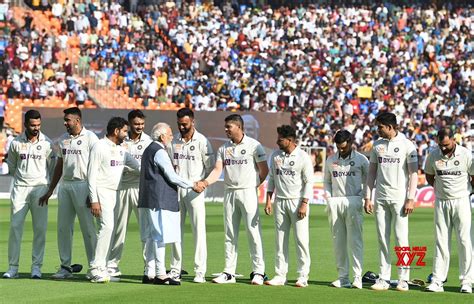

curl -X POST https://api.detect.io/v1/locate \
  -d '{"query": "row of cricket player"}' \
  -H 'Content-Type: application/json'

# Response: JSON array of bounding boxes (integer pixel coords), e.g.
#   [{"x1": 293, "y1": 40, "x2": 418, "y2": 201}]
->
[{"x1": 3, "y1": 108, "x2": 473, "y2": 292}]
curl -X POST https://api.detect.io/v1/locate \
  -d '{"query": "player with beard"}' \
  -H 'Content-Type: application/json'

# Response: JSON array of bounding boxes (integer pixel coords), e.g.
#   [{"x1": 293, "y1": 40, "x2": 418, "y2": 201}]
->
[
  {"x1": 87, "y1": 117, "x2": 140, "y2": 283},
  {"x1": 3, "y1": 110, "x2": 55, "y2": 279},
  {"x1": 107, "y1": 110, "x2": 152, "y2": 279},
  {"x1": 169, "y1": 108, "x2": 215, "y2": 283}
]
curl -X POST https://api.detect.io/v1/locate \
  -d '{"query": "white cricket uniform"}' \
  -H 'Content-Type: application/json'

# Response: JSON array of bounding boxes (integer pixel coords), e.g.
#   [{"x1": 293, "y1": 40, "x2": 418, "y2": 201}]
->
[
  {"x1": 108, "y1": 133, "x2": 152, "y2": 269},
  {"x1": 424, "y1": 144, "x2": 473, "y2": 284},
  {"x1": 88, "y1": 137, "x2": 139, "y2": 277},
  {"x1": 324, "y1": 150, "x2": 368, "y2": 281},
  {"x1": 170, "y1": 130, "x2": 215, "y2": 276},
  {"x1": 369, "y1": 132, "x2": 418, "y2": 281},
  {"x1": 217, "y1": 135, "x2": 266, "y2": 275},
  {"x1": 267, "y1": 146, "x2": 313, "y2": 280},
  {"x1": 7, "y1": 132, "x2": 55, "y2": 270},
  {"x1": 56, "y1": 127, "x2": 99, "y2": 268}
]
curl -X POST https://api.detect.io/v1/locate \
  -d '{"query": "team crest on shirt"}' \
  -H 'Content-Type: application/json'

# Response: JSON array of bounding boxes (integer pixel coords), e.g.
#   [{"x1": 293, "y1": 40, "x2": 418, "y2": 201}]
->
[
  {"x1": 454, "y1": 160, "x2": 460, "y2": 166},
  {"x1": 138, "y1": 145, "x2": 142, "y2": 150},
  {"x1": 225, "y1": 147, "x2": 233, "y2": 157},
  {"x1": 350, "y1": 161, "x2": 355, "y2": 166},
  {"x1": 77, "y1": 140, "x2": 82, "y2": 145},
  {"x1": 289, "y1": 161, "x2": 295, "y2": 166},
  {"x1": 21, "y1": 143, "x2": 28, "y2": 150},
  {"x1": 37, "y1": 145, "x2": 42, "y2": 150},
  {"x1": 394, "y1": 147, "x2": 399, "y2": 153},
  {"x1": 332, "y1": 161, "x2": 340, "y2": 168},
  {"x1": 275, "y1": 158, "x2": 283, "y2": 168},
  {"x1": 190, "y1": 145, "x2": 195, "y2": 151},
  {"x1": 241, "y1": 149, "x2": 246, "y2": 155},
  {"x1": 119, "y1": 150, "x2": 123, "y2": 156}
]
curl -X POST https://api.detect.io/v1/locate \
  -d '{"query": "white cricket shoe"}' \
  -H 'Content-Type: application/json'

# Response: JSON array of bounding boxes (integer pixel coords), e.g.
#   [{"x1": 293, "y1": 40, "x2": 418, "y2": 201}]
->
[
  {"x1": 90, "y1": 274, "x2": 110, "y2": 283},
  {"x1": 396, "y1": 280, "x2": 409, "y2": 291},
  {"x1": 51, "y1": 267, "x2": 73, "y2": 279},
  {"x1": 425, "y1": 280, "x2": 444, "y2": 292},
  {"x1": 107, "y1": 267, "x2": 122, "y2": 277},
  {"x1": 371, "y1": 278, "x2": 390, "y2": 291},
  {"x1": 3, "y1": 267, "x2": 19, "y2": 279},
  {"x1": 331, "y1": 278, "x2": 351, "y2": 288},
  {"x1": 212, "y1": 272, "x2": 236, "y2": 284},
  {"x1": 251, "y1": 273, "x2": 264, "y2": 285},
  {"x1": 193, "y1": 273, "x2": 206, "y2": 283},
  {"x1": 460, "y1": 283, "x2": 472, "y2": 294},
  {"x1": 352, "y1": 277, "x2": 363, "y2": 289},
  {"x1": 264, "y1": 276, "x2": 287, "y2": 286},
  {"x1": 31, "y1": 267, "x2": 42, "y2": 279},
  {"x1": 295, "y1": 277, "x2": 308, "y2": 288}
]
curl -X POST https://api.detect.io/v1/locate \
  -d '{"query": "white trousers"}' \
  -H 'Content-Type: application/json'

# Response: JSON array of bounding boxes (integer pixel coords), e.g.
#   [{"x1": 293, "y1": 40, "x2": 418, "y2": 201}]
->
[
  {"x1": 90, "y1": 188, "x2": 117, "y2": 276},
  {"x1": 223, "y1": 188, "x2": 265, "y2": 275},
  {"x1": 273, "y1": 198, "x2": 310, "y2": 279},
  {"x1": 432, "y1": 197, "x2": 472, "y2": 284},
  {"x1": 107, "y1": 187, "x2": 142, "y2": 269},
  {"x1": 170, "y1": 188, "x2": 207, "y2": 275},
  {"x1": 144, "y1": 240, "x2": 167, "y2": 277},
  {"x1": 8, "y1": 185, "x2": 48, "y2": 269},
  {"x1": 374, "y1": 199, "x2": 409, "y2": 281},
  {"x1": 327, "y1": 196, "x2": 363, "y2": 280},
  {"x1": 57, "y1": 181, "x2": 97, "y2": 267}
]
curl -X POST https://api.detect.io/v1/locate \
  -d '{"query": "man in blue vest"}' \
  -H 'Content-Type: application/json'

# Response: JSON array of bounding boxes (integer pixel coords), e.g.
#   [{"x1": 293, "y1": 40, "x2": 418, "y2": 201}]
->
[{"x1": 138, "y1": 122, "x2": 203, "y2": 285}]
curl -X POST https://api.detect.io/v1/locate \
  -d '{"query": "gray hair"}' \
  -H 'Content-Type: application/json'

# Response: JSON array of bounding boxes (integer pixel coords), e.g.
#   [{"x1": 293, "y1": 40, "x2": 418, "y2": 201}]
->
[{"x1": 151, "y1": 122, "x2": 170, "y2": 142}]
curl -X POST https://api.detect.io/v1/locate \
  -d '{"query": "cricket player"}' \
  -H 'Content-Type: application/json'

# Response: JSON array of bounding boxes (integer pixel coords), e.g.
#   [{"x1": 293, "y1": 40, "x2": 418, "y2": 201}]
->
[
  {"x1": 424, "y1": 128, "x2": 473, "y2": 293},
  {"x1": 107, "y1": 110, "x2": 152, "y2": 278},
  {"x1": 324, "y1": 130, "x2": 368, "y2": 289},
  {"x1": 170, "y1": 108, "x2": 215, "y2": 283},
  {"x1": 203, "y1": 114, "x2": 268, "y2": 285},
  {"x1": 3, "y1": 110, "x2": 55, "y2": 279},
  {"x1": 40, "y1": 107, "x2": 99, "y2": 279},
  {"x1": 88, "y1": 117, "x2": 140, "y2": 283},
  {"x1": 264, "y1": 125, "x2": 313, "y2": 288},
  {"x1": 364, "y1": 112, "x2": 418, "y2": 291}
]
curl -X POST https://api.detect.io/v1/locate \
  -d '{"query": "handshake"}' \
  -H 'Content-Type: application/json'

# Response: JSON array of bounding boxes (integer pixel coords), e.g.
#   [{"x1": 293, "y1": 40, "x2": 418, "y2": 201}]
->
[{"x1": 192, "y1": 180, "x2": 209, "y2": 193}]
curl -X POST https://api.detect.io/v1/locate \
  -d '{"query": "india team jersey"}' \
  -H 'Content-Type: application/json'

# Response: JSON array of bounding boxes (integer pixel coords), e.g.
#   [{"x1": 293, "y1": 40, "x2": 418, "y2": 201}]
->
[
  {"x1": 267, "y1": 146, "x2": 313, "y2": 200},
  {"x1": 369, "y1": 132, "x2": 418, "y2": 200},
  {"x1": 120, "y1": 132, "x2": 152, "y2": 187},
  {"x1": 217, "y1": 135, "x2": 266, "y2": 189},
  {"x1": 324, "y1": 150, "x2": 369, "y2": 198},
  {"x1": 172, "y1": 130, "x2": 215, "y2": 182},
  {"x1": 424, "y1": 144, "x2": 473, "y2": 200},
  {"x1": 88, "y1": 137, "x2": 139, "y2": 202},
  {"x1": 57, "y1": 127, "x2": 99, "y2": 181},
  {"x1": 7, "y1": 132, "x2": 55, "y2": 187}
]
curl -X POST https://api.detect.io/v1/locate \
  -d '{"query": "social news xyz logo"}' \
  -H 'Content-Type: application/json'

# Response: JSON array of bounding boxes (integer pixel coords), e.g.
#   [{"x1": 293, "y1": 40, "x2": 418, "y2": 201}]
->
[{"x1": 395, "y1": 246, "x2": 426, "y2": 268}]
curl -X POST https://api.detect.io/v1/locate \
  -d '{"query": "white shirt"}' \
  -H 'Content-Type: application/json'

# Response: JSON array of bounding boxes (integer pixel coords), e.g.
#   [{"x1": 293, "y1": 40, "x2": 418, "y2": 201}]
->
[
  {"x1": 88, "y1": 137, "x2": 139, "y2": 202},
  {"x1": 324, "y1": 150, "x2": 369, "y2": 198},
  {"x1": 424, "y1": 144, "x2": 473, "y2": 200},
  {"x1": 267, "y1": 146, "x2": 313, "y2": 200},
  {"x1": 153, "y1": 141, "x2": 193, "y2": 189},
  {"x1": 57, "y1": 127, "x2": 99, "y2": 182},
  {"x1": 7, "y1": 132, "x2": 55, "y2": 187},
  {"x1": 369, "y1": 132, "x2": 418, "y2": 200},
  {"x1": 120, "y1": 132, "x2": 152, "y2": 188},
  {"x1": 172, "y1": 129, "x2": 215, "y2": 182},
  {"x1": 217, "y1": 135, "x2": 266, "y2": 189}
]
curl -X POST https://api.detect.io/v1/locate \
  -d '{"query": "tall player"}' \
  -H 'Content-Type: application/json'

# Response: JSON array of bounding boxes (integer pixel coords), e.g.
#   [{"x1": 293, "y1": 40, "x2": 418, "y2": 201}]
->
[
  {"x1": 324, "y1": 130, "x2": 368, "y2": 289},
  {"x1": 424, "y1": 128, "x2": 473, "y2": 293},
  {"x1": 170, "y1": 108, "x2": 215, "y2": 283},
  {"x1": 107, "y1": 110, "x2": 152, "y2": 278},
  {"x1": 3, "y1": 110, "x2": 55, "y2": 279},
  {"x1": 88, "y1": 117, "x2": 140, "y2": 283},
  {"x1": 364, "y1": 112, "x2": 418, "y2": 291},
  {"x1": 202, "y1": 114, "x2": 268, "y2": 285},
  {"x1": 264, "y1": 125, "x2": 313, "y2": 288},
  {"x1": 39, "y1": 107, "x2": 99, "y2": 279}
]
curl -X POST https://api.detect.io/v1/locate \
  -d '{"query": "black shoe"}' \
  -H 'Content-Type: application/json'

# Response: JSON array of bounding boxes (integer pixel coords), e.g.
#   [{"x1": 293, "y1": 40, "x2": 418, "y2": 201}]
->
[
  {"x1": 142, "y1": 275, "x2": 154, "y2": 284},
  {"x1": 154, "y1": 277, "x2": 181, "y2": 286}
]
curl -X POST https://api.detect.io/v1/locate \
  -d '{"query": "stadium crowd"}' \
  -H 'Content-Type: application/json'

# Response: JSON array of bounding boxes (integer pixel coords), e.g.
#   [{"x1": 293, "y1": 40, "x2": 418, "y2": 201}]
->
[{"x1": 0, "y1": 0, "x2": 473, "y2": 167}]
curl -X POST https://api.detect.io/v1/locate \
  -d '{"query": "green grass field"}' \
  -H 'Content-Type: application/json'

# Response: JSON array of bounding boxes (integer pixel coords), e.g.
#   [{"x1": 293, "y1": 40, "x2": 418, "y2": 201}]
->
[{"x1": 0, "y1": 199, "x2": 472, "y2": 303}]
